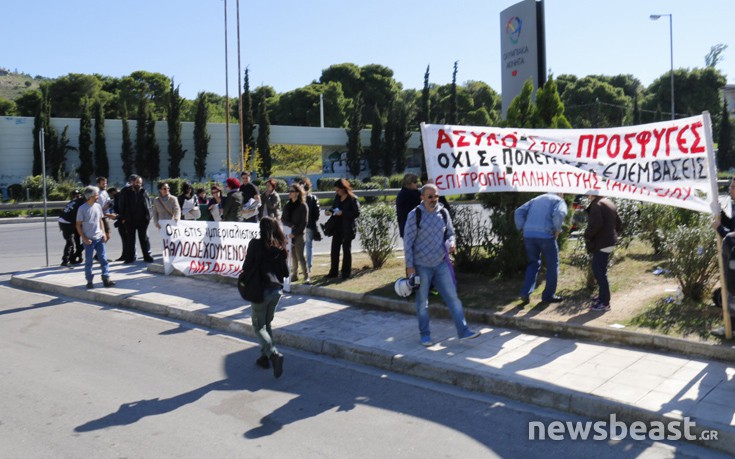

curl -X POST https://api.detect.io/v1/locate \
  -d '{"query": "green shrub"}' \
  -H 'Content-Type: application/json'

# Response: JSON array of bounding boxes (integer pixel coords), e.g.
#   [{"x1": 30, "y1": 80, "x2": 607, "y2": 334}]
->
[
  {"x1": 22, "y1": 175, "x2": 58, "y2": 200},
  {"x1": 450, "y1": 205, "x2": 490, "y2": 269},
  {"x1": 361, "y1": 181, "x2": 381, "y2": 204},
  {"x1": 638, "y1": 204, "x2": 700, "y2": 254},
  {"x1": 347, "y1": 178, "x2": 365, "y2": 190},
  {"x1": 388, "y1": 174, "x2": 404, "y2": 188},
  {"x1": 367, "y1": 175, "x2": 389, "y2": 189},
  {"x1": 611, "y1": 198, "x2": 641, "y2": 250},
  {"x1": 356, "y1": 204, "x2": 398, "y2": 269},
  {"x1": 660, "y1": 214, "x2": 718, "y2": 302}
]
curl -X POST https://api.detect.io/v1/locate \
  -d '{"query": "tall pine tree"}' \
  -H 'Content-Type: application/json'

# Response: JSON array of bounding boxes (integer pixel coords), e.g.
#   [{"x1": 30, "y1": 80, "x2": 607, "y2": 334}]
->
[
  {"x1": 383, "y1": 99, "x2": 396, "y2": 176},
  {"x1": 193, "y1": 92, "x2": 211, "y2": 181},
  {"x1": 368, "y1": 104, "x2": 383, "y2": 176},
  {"x1": 534, "y1": 75, "x2": 570, "y2": 128},
  {"x1": 167, "y1": 79, "x2": 186, "y2": 178},
  {"x1": 256, "y1": 93, "x2": 272, "y2": 178},
  {"x1": 78, "y1": 98, "x2": 94, "y2": 185},
  {"x1": 346, "y1": 93, "x2": 364, "y2": 177},
  {"x1": 448, "y1": 61, "x2": 458, "y2": 125},
  {"x1": 718, "y1": 95, "x2": 734, "y2": 171},
  {"x1": 242, "y1": 68, "x2": 256, "y2": 169},
  {"x1": 120, "y1": 103, "x2": 134, "y2": 179},
  {"x1": 94, "y1": 99, "x2": 109, "y2": 178}
]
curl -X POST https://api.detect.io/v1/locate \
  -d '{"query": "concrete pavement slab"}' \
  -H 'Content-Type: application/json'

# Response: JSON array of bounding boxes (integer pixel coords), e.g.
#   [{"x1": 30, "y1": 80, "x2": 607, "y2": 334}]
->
[{"x1": 9, "y1": 263, "x2": 735, "y2": 454}]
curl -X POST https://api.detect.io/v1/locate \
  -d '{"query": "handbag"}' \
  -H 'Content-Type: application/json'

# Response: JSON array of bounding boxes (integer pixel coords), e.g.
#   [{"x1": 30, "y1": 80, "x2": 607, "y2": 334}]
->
[
  {"x1": 237, "y1": 241, "x2": 264, "y2": 303},
  {"x1": 321, "y1": 215, "x2": 336, "y2": 237}
]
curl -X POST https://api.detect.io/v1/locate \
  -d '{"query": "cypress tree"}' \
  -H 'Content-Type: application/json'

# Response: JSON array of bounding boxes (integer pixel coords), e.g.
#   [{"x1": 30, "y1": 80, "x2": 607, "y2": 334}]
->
[
  {"x1": 383, "y1": 99, "x2": 396, "y2": 176},
  {"x1": 145, "y1": 105, "x2": 160, "y2": 184},
  {"x1": 419, "y1": 65, "x2": 431, "y2": 176},
  {"x1": 78, "y1": 98, "x2": 94, "y2": 185},
  {"x1": 120, "y1": 103, "x2": 134, "y2": 178},
  {"x1": 448, "y1": 61, "x2": 458, "y2": 125},
  {"x1": 32, "y1": 88, "x2": 54, "y2": 177},
  {"x1": 242, "y1": 68, "x2": 256, "y2": 168},
  {"x1": 167, "y1": 79, "x2": 186, "y2": 178},
  {"x1": 718, "y1": 95, "x2": 733, "y2": 171},
  {"x1": 392, "y1": 98, "x2": 411, "y2": 173},
  {"x1": 346, "y1": 93, "x2": 364, "y2": 177},
  {"x1": 135, "y1": 98, "x2": 148, "y2": 179},
  {"x1": 368, "y1": 104, "x2": 383, "y2": 176},
  {"x1": 193, "y1": 92, "x2": 211, "y2": 181},
  {"x1": 94, "y1": 99, "x2": 109, "y2": 178},
  {"x1": 256, "y1": 93, "x2": 272, "y2": 178}
]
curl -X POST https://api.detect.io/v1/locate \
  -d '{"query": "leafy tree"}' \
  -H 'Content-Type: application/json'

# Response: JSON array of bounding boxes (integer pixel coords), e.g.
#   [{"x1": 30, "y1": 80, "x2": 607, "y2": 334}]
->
[
  {"x1": 718, "y1": 95, "x2": 734, "y2": 171},
  {"x1": 32, "y1": 88, "x2": 52, "y2": 176},
  {"x1": 368, "y1": 104, "x2": 383, "y2": 176},
  {"x1": 271, "y1": 144, "x2": 321, "y2": 176},
  {"x1": 633, "y1": 94, "x2": 641, "y2": 125},
  {"x1": 642, "y1": 67, "x2": 725, "y2": 135},
  {"x1": 361, "y1": 64, "x2": 400, "y2": 121},
  {"x1": 120, "y1": 103, "x2": 134, "y2": 178},
  {"x1": 45, "y1": 73, "x2": 102, "y2": 117},
  {"x1": 167, "y1": 79, "x2": 186, "y2": 178},
  {"x1": 320, "y1": 63, "x2": 362, "y2": 101},
  {"x1": 561, "y1": 76, "x2": 629, "y2": 128},
  {"x1": 346, "y1": 93, "x2": 364, "y2": 177},
  {"x1": 464, "y1": 80, "x2": 501, "y2": 125},
  {"x1": 418, "y1": 64, "x2": 431, "y2": 175},
  {"x1": 0, "y1": 97, "x2": 16, "y2": 115},
  {"x1": 14, "y1": 89, "x2": 42, "y2": 116},
  {"x1": 118, "y1": 71, "x2": 171, "y2": 120},
  {"x1": 504, "y1": 78, "x2": 536, "y2": 128},
  {"x1": 256, "y1": 93, "x2": 272, "y2": 178},
  {"x1": 53, "y1": 126, "x2": 76, "y2": 181},
  {"x1": 448, "y1": 61, "x2": 458, "y2": 124},
  {"x1": 271, "y1": 84, "x2": 321, "y2": 126},
  {"x1": 589, "y1": 74, "x2": 643, "y2": 100},
  {"x1": 705, "y1": 44, "x2": 728, "y2": 68},
  {"x1": 383, "y1": 99, "x2": 396, "y2": 177},
  {"x1": 242, "y1": 68, "x2": 256, "y2": 169},
  {"x1": 78, "y1": 98, "x2": 94, "y2": 185},
  {"x1": 193, "y1": 92, "x2": 211, "y2": 181},
  {"x1": 93, "y1": 99, "x2": 109, "y2": 178},
  {"x1": 389, "y1": 97, "x2": 412, "y2": 173}
]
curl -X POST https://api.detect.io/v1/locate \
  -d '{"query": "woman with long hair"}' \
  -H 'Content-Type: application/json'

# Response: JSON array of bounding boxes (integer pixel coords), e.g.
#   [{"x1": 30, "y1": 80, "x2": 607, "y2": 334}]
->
[
  {"x1": 326, "y1": 178, "x2": 360, "y2": 280},
  {"x1": 241, "y1": 216, "x2": 289, "y2": 378},
  {"x1": 282, "y1": 182, "x2": 309, "y2": 283},
  {"x1": 178, "y1": 182, "x2": 201, "y2": 220},
  {"x1": 260, "y1": 178, "x2": 281, "y2": 219}
]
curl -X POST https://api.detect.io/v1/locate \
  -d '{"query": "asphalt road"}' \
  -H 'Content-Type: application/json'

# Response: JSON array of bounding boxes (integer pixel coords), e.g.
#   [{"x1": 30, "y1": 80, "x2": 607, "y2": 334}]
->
[{"x1": 0, "y1": 220, "x2": 726, "y2": 458}]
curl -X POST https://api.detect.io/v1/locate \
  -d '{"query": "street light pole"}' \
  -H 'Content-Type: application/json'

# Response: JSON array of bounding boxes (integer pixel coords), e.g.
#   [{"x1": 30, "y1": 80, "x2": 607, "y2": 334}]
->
[{"x1": 650, "y1": 13, "x2": 674, "y2": 120}]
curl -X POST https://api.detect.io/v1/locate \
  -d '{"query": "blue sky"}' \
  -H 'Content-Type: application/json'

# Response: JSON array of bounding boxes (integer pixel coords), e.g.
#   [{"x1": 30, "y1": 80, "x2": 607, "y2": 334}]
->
[{"x1": 5, "y1": 0, "x2": 733, "y2": 100}]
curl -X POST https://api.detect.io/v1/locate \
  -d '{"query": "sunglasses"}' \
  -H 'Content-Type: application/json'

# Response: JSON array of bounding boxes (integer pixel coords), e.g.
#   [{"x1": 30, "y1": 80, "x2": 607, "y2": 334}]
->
[{"x1": 425, "y1": 194, "x2": 439, "y2": 199}]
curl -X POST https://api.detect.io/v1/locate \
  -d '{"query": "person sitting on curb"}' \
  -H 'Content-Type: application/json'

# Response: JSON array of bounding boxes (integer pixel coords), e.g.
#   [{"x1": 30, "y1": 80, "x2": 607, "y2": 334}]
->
[
  {"x1": 514, "y1": 192, "x2": 568, "y2": 304},
  {"x1": 403, "y1": 183, "x2": 480, "y2": 346}
]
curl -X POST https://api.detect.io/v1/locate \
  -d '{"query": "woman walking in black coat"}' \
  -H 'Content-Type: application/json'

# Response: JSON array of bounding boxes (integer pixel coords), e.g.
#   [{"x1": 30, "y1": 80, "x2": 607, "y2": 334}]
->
[
  {"x1": 326, "y1": 178, "x2": 360, "y2": 280},
  {"x1": 241, "y1": 216, "x2": 290, "y2": 378}
]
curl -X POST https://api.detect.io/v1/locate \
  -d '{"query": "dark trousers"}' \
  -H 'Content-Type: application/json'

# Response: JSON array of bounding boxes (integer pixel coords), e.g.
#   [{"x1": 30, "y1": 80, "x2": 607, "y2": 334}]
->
[
  {"x1": 124, "y1": 220, "x2": 151, "y2": 261},
  {"x1": 59, "y1": 222, "x2": 81, "y2": 263},
  {"x1": 329, "y1": 231, "x2": 352, "y2": 277},
  {"x1": 592, "y1": 251, "x2": 611, "y2": 305},
  {"x1": 117, "y1": 221, "x2": 128, "y2": 259}
]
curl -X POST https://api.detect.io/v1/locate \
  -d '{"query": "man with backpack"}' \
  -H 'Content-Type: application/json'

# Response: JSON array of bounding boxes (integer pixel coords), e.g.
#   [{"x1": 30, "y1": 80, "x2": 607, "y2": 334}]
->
[{"x1": 403, "y1": 184, "x2": 480, "y2": 347}]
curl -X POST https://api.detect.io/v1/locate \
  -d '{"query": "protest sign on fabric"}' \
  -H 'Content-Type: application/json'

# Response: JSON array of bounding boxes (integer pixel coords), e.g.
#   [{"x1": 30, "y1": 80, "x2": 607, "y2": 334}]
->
[
  {"x1": 420, "y1": 115, "x2": 716, "y2": 213},
  {"x1": 158, "y1": 220, "x2": 259, "y2": 278}
]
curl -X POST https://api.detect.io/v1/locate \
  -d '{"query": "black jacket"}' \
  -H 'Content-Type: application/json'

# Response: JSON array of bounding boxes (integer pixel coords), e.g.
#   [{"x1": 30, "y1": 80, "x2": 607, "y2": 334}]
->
[
  {"x1": 330, "y1": 194, "x2": 360, "y2": 241},
  {"x1": 584, "y1": 197, "x2": 623, "y2": 252},
  {"x1": 396, "y1": 187, "x2": 421, "y2": 238},
  {"x1": 241, "y1": 239, "x2": 289, "y2": 290},
  {"x1": 119, "y1": 186, "x2": 151, "y2": 223}
]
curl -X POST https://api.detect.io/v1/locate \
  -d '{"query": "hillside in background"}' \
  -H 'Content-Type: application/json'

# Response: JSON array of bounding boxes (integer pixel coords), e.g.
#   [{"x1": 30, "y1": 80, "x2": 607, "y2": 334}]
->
[{"x1": 0, "y1": 67, "x2": 47, "y2": 100}]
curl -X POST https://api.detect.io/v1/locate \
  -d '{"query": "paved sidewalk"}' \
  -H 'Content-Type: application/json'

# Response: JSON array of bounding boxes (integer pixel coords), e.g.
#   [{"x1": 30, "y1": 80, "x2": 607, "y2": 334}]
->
[{"x1": 10, "y1": 263, "x2": 735, "y2": 454}]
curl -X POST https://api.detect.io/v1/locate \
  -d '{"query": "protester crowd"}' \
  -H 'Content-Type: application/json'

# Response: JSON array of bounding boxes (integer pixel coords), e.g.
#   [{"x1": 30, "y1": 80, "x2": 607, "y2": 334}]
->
[{"x1": 58, "y1": 170, "x2": 635, "y2": 377}]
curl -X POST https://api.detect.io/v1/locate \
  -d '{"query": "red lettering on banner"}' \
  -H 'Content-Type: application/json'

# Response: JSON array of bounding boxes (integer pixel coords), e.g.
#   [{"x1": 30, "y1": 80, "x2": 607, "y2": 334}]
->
[
  {"x1": 651, "y1": 128, "x2": 666, "y2": 158},
  {"x1": 593, "y1": 135, "x2": 607, "y2": 159},
  {"x1": 633, "y1": 131, "x2": 651, "y2": 159},
  {"x1": 607, "y1": 135, "x2": 621, "y2": 158},
  {"x1": 577, "y1": 135, "x2": 594, "y2": 158},
  {"x1": 471, "y1": 132, "x2": 485, "y2": 146},
  {"x1": 454, "y1": 130, "x2": 470, "y2": 147},
  {"x1": 663, "y1": 126, "x2": 679, "y2": 156},
  {"x1": 676, "y1": 124, "x2": 690, "y2": 153},
  {"x1": 436, "y1": 129, "x2": 453, "y2": 148},
  {"x1": 690, "y1": 121, "x2": 705, "y2": 154}
]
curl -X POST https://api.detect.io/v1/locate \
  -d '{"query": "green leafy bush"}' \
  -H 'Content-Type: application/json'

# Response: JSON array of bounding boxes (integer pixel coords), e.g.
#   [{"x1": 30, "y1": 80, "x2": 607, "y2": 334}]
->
[
  {"x1": 367, "y1": 175, "x2": 389, "y2": 189},
  {"x1": 388, "y1": 174, "x2": 404, "y2": 188},
  {"x1": 660, "y1": 214, "x2": 718, "y2": 302},
  {"x1": 356, "y1": 204, "x2": 398, "y2": 269},
  {"x1": 638, "y1": 204, "x2": 700, "y2": 255},
  {"x1": 22, "y1": 175, "x2": 58, "y2": 200},
  {"x1": 451, "y1": 205, "x2": 490, "y2": 269}
]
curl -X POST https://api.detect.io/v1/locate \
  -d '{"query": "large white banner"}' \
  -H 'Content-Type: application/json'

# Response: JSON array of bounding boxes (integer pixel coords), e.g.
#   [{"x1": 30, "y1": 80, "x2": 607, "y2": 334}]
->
[
  {"x1": 420, "y1": 115, "x2": 716, "y2": 213},
  {"x1": 158, "y1": 220, "x2": 259, "y2": 278}
]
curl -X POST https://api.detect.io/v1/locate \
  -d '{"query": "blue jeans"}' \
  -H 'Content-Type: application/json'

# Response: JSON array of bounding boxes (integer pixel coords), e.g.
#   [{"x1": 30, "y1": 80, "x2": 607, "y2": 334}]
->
[
  {"x1": 521, "y1": 237, "x2": 559, "y2": 301},
  {"x1": 591, "y1": 251, "x2": 611, "y2": 305},
  {"x1": 83, "y1": 237, "x2": 110, "y2": 282},
  {"x1": 415, "y1": 261, "x2": 471, "y2": 339},
  {"x1": 250, "y1": 288, "x2": 282, "y2": 357},
  {"x1": 305, "y1": 228, "x2": 314, "y2": 270}
]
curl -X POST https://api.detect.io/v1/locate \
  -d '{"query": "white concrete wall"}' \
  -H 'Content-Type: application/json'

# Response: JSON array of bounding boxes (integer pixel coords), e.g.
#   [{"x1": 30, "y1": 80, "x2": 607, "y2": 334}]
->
[{"x1": 0, "y1": 116, "x2": 421, "y2": 189}]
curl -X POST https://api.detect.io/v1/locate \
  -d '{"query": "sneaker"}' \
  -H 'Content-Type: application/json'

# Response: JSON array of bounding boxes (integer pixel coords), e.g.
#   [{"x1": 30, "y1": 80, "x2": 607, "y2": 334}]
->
[
  {"x1": 420, "y1": 336, "x2": 434, "y2": 347},
  {"x1": 589, "y1": 301, "x2": 611, "y2": 312},
  {"x1": 459, "y1": 330, "x2": 481, "y2": 340},
  {"x1": 520, "y1": 296, "x2": 530, "y2": 305},
  {"x1": 304, "y1": 277, "x2": 311, "y2": 285},
  {"x1": 143, "y1": 256, "x2": 154, "y2": 263},
  {"x1": 270, "y1": 352, "x2": 284, "y2": 378},
  {"x1": 543, "y1": 296, "x2": 564, "y2": 303},
  {"x1": 86, "y1": 282, "x2": 94, "y2": 289},
  {"x1": 430, "y1": 288, "x2": 440, "y2": 296},
  {"x1": 256, "y1": 355, "x2": 270, "y2": 369},
  {"x1": 60, "y1": 261, "x2": 69, "y2": 267},
  {"x1": 102, "y1": 278, "x2": 116, "y2": 288}
]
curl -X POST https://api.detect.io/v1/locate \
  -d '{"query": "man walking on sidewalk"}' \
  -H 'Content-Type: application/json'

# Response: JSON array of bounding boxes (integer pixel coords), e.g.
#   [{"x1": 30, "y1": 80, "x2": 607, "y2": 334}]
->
[
  {"x1": 403, "y1": 184, "x2": 480, "y2": 346},
  {"x1": 76, "y1": 186, "x2": 115, "y2": 289},
  {"x1": 514, "y1": 193, "x2": 568, "y2": 304}
]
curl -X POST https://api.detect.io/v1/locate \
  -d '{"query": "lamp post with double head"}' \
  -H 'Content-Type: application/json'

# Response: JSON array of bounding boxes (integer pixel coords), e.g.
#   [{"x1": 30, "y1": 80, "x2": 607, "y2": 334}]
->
[{"x1": 650, "y1": 13, "x2": 674, "y2": 120}]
